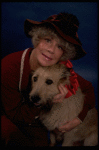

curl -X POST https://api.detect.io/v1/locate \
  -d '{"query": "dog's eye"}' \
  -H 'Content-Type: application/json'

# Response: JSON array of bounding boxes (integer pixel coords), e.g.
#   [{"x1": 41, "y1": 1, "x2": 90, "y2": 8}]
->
[
  {"x1": 46, "y1": 79, "x2": 53, "y2": 85},
  {"x1": 33, "y1": 76, "x2": 38, "y2": 82}
]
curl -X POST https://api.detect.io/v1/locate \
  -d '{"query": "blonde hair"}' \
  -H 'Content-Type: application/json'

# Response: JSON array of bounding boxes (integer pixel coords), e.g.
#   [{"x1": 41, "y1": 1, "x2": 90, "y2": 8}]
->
[{"x1": 28, "y1": 25, "x2": 76, "y2": 61}]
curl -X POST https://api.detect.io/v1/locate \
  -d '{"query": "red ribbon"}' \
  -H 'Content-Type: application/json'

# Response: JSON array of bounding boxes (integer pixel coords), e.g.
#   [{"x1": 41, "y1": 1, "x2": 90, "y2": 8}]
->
[{"x1": 61, "y1": 60, "x2": 79, "y2": 98}]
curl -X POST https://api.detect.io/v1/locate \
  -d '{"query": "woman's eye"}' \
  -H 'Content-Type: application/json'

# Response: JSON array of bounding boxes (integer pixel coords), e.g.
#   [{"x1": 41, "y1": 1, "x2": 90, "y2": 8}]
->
[
  {"x1": 58, "y1": 45, "x2": 63, "y2": 50},
  {"x1": 45, "y1": 38, "x2": 51, "y2": 43}
]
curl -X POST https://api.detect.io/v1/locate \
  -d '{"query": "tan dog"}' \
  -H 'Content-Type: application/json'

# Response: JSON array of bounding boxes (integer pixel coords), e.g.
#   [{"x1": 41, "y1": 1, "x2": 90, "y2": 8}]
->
[{"x1": 29, "y1": 64, "x2": 98, "y2": 146}]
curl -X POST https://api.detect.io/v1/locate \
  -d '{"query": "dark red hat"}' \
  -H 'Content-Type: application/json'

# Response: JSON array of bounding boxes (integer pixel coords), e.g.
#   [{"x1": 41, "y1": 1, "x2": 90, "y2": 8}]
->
[{"x1": 24, "y1": 12, "x2": 86, "y2": 60}]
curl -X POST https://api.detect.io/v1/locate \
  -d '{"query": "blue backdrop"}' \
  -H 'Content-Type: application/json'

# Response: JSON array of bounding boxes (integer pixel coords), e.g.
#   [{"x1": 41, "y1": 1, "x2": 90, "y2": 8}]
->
[{"x1": 1, "y1": 2, "x2": 98, "y2": 108}]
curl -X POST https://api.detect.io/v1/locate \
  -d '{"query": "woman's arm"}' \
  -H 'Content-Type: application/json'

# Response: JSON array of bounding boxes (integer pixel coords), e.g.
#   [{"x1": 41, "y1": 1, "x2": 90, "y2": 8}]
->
[
  {"x1": 1, "y1": 54, "x2": 39, "y2": 126},
  {"x1": 76, "y1": 73, "x2": 96, "y2": 122}
]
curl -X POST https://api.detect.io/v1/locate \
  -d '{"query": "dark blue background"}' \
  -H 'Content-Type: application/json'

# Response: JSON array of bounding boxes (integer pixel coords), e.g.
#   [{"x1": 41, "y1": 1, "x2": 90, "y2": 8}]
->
[{"x1": 1, "y1": 2, "x2": 98, "y2": 108}]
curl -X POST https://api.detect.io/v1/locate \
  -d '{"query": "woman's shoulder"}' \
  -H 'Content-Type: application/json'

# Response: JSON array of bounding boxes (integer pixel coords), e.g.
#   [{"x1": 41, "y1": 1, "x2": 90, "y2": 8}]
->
[
  {"x1": 1, "y1": 50, "x2": 25, "y2": 85},
  {"x1": 1, "y1": 50, "x2": 26, "y2": 82},
  {"x1": 2, "y1": 50, "x2": 24, "y2": 65},
  {"x1": 76, "y1": 72, "x2": 93, "y2": 92}
]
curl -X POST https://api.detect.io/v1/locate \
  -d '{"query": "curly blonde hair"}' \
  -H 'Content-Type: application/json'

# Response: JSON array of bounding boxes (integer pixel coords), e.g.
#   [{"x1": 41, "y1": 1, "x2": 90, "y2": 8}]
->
[{"x1": 28, "y1": 25, "x2": 76, "y2": 61}]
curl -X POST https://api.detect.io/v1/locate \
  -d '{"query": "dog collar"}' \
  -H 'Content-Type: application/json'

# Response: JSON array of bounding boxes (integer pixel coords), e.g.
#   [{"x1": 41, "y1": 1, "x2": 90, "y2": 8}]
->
[{"x1": 61, "y1": 60, "x2": 79, "y2": 98}]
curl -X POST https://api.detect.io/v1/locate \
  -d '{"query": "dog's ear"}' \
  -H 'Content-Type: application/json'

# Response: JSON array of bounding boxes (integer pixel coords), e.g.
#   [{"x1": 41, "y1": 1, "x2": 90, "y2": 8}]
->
[
  {"x1": 59, "y1": 67, "x2": 71, "y2": 85},
  {"x1": 61, "y1": 67, "x2": 71, "y2": 78}
]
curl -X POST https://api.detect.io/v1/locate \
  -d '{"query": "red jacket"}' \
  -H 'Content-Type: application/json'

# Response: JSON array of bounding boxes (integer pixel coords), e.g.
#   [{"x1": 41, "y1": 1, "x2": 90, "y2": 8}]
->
[{"x1": 1, "y1": 48, "x2": 96, "y2": 125}]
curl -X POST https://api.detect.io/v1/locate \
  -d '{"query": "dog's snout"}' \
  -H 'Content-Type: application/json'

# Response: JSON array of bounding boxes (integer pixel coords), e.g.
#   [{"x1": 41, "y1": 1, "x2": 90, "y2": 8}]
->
[{"x1": 30, "y1": 95, "x2": 41, "y2": 103}]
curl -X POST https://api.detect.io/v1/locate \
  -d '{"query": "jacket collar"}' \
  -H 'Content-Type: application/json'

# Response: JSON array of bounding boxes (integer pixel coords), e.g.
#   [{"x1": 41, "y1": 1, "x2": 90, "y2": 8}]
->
[{"x1": 19, "y1": 48, "x2": 33, "y2": 92}]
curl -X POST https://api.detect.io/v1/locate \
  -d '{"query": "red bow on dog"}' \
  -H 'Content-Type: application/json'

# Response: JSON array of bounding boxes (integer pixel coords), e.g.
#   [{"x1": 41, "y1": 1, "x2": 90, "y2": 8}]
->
[{"x1": 61, "y1": 60, "x2": 79, "y2": 98}]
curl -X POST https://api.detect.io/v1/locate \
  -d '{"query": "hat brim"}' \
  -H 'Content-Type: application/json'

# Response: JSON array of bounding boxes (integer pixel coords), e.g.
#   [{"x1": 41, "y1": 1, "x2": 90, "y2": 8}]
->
[
  {"x1": 24, "y1": 19, "x2": 81, "y2": 45},
  {"x1": 24, "y1": 19, "x2": 86, "y2": 60}
]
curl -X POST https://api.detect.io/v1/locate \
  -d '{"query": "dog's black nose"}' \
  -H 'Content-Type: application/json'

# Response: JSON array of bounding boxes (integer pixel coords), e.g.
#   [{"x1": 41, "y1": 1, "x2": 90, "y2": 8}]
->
[{"x1": 30, "y1": 95, "x2": 41, "y2": 103}]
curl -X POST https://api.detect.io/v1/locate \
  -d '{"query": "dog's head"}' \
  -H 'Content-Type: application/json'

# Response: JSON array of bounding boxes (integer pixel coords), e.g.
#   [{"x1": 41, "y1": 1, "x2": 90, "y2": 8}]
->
[{"x1": 29, "y1": 64, "x2": 71, "y2": 111}]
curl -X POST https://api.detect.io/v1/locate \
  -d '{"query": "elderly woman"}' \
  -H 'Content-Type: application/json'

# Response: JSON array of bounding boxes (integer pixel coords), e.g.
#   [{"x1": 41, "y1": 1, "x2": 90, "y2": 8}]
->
[{"x1": 1, "y1": 12, "x2": 95, "y2": 146}]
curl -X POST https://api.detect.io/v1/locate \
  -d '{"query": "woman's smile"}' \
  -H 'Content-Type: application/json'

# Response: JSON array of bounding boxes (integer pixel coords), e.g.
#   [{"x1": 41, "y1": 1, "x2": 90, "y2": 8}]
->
[{"x1": 42, "y1": 53, "x2": 53, "y2": 61}]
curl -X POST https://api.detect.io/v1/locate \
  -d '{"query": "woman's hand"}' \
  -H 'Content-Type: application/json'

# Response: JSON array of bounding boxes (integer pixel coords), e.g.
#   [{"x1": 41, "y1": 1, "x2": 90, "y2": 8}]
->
[
  {"x1": 58, "y1": 118, "x2": 81, "y2": 133},
  {"x1": 53, "y1": 84, "x2": 68, "y2": 103}
]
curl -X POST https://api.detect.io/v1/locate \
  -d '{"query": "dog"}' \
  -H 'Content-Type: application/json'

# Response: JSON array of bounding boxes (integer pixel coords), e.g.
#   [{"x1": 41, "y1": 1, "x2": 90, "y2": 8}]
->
[{"x1": 29, "y1": 64, "x2": 98, "y2": 146}]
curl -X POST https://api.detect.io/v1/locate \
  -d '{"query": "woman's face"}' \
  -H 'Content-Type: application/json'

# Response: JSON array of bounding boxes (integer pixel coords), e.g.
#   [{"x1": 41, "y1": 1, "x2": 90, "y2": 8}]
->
[{"x1": 31, "y1": 37, "x2": 64, "y2": 68}]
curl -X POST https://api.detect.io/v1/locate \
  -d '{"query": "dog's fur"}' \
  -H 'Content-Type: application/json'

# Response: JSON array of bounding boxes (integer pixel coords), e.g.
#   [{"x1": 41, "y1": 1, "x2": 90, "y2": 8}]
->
[{"x1": 29, "y1": 64, "x2": 98, "y2": 146}]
